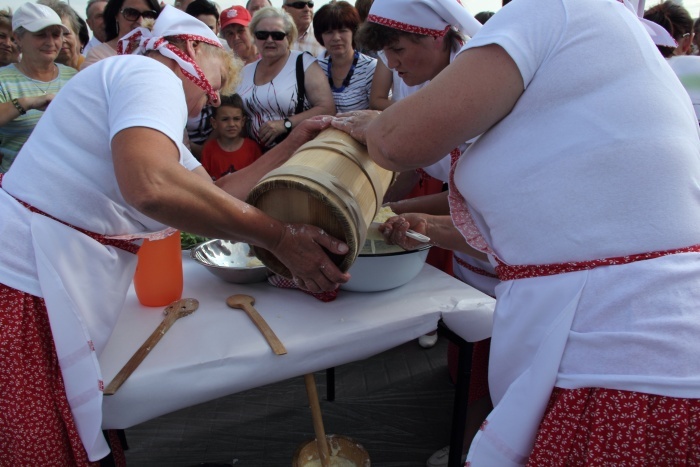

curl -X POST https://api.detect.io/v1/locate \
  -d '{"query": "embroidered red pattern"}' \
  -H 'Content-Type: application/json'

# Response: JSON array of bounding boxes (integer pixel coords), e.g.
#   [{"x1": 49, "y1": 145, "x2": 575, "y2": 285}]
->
[
  {"x1": 447, "y1": 148, "x2": 492, "y2": 254},
  {"x1": 495, "y1": 244, "x2": 700, "y2": 281},
  {"x1": 367, "y1": 14, "x2": 449, "y2": 37},
  {"x1": 454, "y1": 255, "x2": 498, "y2": 278}
]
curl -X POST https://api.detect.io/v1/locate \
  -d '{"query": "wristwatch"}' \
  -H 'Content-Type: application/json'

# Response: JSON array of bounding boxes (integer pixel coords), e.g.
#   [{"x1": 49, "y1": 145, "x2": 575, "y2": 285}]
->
[{"x1": 284, "y1": 118, "x2": 292, "y2": 133}]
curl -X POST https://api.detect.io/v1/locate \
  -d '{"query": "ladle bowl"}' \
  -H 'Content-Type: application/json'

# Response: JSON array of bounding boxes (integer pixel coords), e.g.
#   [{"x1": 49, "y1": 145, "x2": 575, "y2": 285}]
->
[{"x1": 292, "y1": 435, "x2": 370, "y2": 467}]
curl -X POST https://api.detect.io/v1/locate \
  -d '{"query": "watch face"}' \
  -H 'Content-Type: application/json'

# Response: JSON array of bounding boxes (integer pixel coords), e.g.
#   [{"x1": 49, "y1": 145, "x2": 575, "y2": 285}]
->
[{"x1": 285, "y1": 120, "x2": 292, "y2": 129}]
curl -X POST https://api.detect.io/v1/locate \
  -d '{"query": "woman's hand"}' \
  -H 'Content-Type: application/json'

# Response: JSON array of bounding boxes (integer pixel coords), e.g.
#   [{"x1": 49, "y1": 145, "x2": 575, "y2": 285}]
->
[
  {"x1": 23, "y1": 94, "x2": 54, "y2": 112},
  {"x1": 258, "y1": 119, "x2": 287, "y2": 147},
  {"x1": 379, "y1": 214, "x2": 430, "y2": 251},
  {"x1": 271, "y1": 223, "x2": 351, "y2": 292},
  {"x1": 330, "y1": 110, "x2": 381, "y2": 145}
]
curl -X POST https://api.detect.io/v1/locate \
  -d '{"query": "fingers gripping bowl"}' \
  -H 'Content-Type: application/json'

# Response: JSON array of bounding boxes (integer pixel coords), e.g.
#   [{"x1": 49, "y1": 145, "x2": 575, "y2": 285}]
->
[{"x1": 190, "y1": 239, "x2": 270, "y2": 284}]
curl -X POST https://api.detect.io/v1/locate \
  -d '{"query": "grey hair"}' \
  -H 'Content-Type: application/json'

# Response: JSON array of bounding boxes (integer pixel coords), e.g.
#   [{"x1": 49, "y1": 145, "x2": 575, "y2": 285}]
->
[
  {"x1": 85, "y1": 0, "x2": 107, "y2": 18},
  {"x1": 37, "y1": 0, "x2": 81, "y2": 35},
  {"x1": 249, "y1": 6, "x2": 298, "y2": 46}
]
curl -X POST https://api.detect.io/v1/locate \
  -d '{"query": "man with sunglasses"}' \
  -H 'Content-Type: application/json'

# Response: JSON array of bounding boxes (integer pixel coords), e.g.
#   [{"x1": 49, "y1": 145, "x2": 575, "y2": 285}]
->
[{"x1": 282, "y1": 0, "x2": 325, "y2": 57}]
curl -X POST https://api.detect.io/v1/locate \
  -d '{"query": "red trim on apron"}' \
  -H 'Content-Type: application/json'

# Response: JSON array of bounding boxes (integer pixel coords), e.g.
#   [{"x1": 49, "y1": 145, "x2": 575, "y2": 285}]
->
[
  {"x1": 495, "y1": 244, "x2": 700, "y2": 281},
  {"x1": 454, "y1": 255, "x2": 498, "y2": 278},
  {"x1": 0, "y1": 173, "x2": 139, "y2": 254}
]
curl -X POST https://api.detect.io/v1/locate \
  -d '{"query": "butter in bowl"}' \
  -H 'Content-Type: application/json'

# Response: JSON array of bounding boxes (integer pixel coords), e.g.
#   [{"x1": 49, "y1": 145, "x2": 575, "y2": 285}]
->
[{"x1": 190, "y1": 239, "x2": 269, "y2": 284}]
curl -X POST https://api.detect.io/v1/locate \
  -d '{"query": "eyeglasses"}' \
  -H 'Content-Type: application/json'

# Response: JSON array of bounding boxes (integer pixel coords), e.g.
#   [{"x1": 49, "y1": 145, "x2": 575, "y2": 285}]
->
[
  {"x1": 254, "y1": 30, "x2": 287, "y2": 41},
  {"x1": 285, "y1": 1, "x2": 314, "y2": 9},
  {"x1": 120, "y1": 7, "x2": 158, "y2": 21}
]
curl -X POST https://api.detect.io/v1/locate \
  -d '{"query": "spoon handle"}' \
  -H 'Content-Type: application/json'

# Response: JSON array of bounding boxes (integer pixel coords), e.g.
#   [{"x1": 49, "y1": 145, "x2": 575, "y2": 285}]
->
[
  {"x1": 241, "y1": 303, "x2": 288, "y2": 355},
  {"x1": 104, "y1": 300, "x2": 198, "y2": 396}
]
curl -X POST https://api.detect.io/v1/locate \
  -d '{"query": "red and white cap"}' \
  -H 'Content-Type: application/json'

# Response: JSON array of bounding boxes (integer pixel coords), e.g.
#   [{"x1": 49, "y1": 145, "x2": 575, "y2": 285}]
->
[
  {"x1": 118, "y1": 5, "x2": 224, "y2": 105},
  {"x1": 367, "y1": 0, "x2": 481, "y2": 39},
  {"x1": 220, "y1": 6, "x2": 252, "y2": 30}
]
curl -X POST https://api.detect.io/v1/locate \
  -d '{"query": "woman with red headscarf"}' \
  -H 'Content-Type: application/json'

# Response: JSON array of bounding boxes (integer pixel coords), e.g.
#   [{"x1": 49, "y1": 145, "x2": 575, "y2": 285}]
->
[{"x1": 0, "y1": 6, "x2": 348, "y2": 465}]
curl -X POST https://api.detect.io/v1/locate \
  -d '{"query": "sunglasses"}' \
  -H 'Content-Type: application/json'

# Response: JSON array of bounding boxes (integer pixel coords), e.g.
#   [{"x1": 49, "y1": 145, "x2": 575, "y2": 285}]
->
[
  {"x1": 285, "y1": 1, "x2": 314, "y2": 9},
  {"x1": 254, "y1": 30, "x2": 287, "y2": 41},
  {"x1": 120, "y1": 7, "x2": 158, "y2": 21}
]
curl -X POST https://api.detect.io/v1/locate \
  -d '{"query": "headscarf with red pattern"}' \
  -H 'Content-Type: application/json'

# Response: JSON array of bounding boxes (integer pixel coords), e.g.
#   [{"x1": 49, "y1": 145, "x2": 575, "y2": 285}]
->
[{"x1": 118, "y1": 5, "x2": 224, "y2": 105}]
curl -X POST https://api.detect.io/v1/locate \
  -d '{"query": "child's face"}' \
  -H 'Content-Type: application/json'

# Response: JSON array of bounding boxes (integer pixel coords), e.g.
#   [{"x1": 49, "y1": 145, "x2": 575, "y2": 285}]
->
[{"x1": 211, "y1": 107, "x2": 245, "y2": 139}]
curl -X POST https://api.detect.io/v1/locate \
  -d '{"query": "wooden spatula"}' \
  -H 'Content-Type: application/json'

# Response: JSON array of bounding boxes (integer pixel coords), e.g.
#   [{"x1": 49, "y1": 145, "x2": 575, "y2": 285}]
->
[
  {"x1": 104, "y1": 298, "x2": 199, "y2": 396},
  {"x1": 226, "y1": 294, "x2": 287, "y2": 355}
]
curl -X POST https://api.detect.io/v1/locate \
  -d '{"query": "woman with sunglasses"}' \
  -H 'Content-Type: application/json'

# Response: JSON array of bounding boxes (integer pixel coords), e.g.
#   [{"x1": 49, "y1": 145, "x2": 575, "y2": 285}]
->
[
  {"x1": 82, "y1": 0, "x2": 161, "y2": 69},
  {"x1": 237, "y1": 6, "x2": 335, "y2": 150}
]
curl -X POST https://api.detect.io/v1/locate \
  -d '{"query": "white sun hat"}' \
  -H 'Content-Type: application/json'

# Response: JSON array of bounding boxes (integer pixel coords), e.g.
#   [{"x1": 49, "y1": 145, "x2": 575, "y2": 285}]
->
[{"x1": 12, "y1": 2, "x2": 70, "y2": 34}]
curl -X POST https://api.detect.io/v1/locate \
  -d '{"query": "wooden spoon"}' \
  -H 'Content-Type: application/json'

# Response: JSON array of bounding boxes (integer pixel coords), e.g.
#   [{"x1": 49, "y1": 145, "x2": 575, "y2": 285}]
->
[
  {"x1": 226, "y1": 294, "x2": 287, "y2": 355},
  {"x1": 304, "y1": 373, "x2": 331, "y2": 467},
  {"x1": 104, "y1": 298, "x2": 199, "y2": 396}
]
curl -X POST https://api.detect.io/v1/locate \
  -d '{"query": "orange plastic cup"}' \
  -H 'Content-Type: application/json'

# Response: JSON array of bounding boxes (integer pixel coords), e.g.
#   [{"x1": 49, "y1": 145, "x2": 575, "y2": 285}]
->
[{"x1": 133, "y1": 231, "x2": 183, "y2": 307}]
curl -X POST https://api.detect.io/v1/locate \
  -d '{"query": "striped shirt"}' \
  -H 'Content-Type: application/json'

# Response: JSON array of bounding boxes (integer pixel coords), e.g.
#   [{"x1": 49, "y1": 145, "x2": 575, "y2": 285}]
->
[
  {"x1": 318, "y1": 52, "x2": 376, "y2": 113},
  {"x1": 0, "y1": 64, "x2": 77, "y2": 173}
]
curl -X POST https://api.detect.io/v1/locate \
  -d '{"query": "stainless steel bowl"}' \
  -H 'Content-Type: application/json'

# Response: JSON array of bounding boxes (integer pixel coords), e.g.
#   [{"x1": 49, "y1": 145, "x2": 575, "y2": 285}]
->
[{"x1": 190, "y1": 239, "x2": 269, "y2": 284}]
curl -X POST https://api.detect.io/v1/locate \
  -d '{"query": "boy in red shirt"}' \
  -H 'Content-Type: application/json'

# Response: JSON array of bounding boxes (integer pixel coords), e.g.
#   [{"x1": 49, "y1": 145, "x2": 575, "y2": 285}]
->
[{"x1": 201, "y1": 94, "x2": 263, "y2": 180}]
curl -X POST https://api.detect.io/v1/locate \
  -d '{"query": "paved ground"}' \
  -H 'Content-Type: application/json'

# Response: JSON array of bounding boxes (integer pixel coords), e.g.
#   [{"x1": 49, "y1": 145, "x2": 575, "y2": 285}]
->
[{"x1": 121, "y1": 338, "x2": 456, "y2": 467}]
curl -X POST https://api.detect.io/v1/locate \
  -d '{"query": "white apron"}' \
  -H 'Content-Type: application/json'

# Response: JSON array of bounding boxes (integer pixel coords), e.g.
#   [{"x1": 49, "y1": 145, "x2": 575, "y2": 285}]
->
[
  {"x1": 31, "y1": 213, "x2": 138, "y2": 461},
  {"x1": 465, "y1": 272, "x2": 584, "y2": 465}
]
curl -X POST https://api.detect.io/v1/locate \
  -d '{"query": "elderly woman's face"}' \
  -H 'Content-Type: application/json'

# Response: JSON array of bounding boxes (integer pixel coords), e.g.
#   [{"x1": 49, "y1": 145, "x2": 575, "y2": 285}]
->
[
  {"x1": 117, "y1": 0, "x2": 158, "y2": 38},
  {"x1": 16, "y1": 25, "x2": 63, "y2": 64},
  {"x1": 254, "y1": 17, "x2": 290, "y2": 62},
  {"x1": 222, "y1": 24, "x2": 253, "y2": 56},
  {"x1": 57, "y1": 17, "x2": 80, "y2": 67},
  {"x1": 186, "y1": 47, "x2": 226, "y2": 117}
]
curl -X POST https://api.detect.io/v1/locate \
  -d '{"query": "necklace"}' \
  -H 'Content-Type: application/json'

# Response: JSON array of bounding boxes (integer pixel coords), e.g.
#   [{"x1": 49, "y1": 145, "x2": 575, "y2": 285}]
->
[
  {"x1": 17, "y1": 63, "x2": 58, "y2": 95},
  {"x1": 327, "y1": 50, "x2": 359, "y2": 92}
]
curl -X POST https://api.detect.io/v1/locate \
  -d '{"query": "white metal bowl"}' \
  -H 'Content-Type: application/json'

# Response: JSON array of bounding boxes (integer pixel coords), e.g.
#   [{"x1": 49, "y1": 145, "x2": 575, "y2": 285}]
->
[
  {"x1": 190, "y1": 239, "x2": 269, "y2": 284},
  {"x1": 340, "y1": 241, "x2": 431, "y2": 292}
]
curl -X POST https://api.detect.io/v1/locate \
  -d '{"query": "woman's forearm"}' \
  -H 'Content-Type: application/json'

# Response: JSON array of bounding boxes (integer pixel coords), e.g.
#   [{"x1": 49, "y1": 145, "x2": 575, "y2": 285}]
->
[
  {"x1": 386, "y1": 191, "x2": 450, "y2": 216},
  {"x1": 425, "y1": 214, "x2": 487, "y2": 261}
]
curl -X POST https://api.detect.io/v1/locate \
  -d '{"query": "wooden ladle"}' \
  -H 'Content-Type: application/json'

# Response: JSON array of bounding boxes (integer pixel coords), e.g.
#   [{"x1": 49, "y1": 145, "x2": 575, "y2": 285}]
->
[
  {"x1": 226, "y1": 294, "x2": 287, "y2": 355},
  {"x1": 305, "y1": 373, "x2": 332, "y2": 467},
  {"x1": 104, "y1": 298, "x2": 199, "y2": 396}
]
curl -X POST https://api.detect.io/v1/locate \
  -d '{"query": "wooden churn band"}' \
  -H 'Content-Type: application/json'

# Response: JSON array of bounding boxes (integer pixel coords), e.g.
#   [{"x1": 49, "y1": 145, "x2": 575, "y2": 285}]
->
[{"x1": 246, "y1": 128, "x2": 395, "y2": 279}]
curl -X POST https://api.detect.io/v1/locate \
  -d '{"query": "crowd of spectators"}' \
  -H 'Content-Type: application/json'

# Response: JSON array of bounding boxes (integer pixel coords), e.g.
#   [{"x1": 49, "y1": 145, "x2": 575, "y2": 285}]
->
[{"x1": 1, "y1": 1, "x2": 700, "y2": 467}]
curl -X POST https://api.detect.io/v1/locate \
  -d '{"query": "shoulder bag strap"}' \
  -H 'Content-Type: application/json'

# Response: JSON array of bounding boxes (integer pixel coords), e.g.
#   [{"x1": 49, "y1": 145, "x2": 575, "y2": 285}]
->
[{"x1": 295, "y1": 52, "x2": 306, "y2": 115}]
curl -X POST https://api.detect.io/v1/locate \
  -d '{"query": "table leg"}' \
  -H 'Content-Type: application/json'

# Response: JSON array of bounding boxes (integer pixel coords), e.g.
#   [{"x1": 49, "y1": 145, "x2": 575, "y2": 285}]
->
[
  {"x1": 326, "y1": 367, "x2": 336, "y2": 402},
  {"x1": 438, "y1": 320, "x2": 473, "y2": 467}
]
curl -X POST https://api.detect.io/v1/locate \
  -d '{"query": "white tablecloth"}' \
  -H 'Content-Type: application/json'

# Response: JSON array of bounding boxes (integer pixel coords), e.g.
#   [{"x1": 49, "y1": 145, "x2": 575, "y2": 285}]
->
[{"x1": 100, "y1": 253, "x2": 495, "y2": 429}]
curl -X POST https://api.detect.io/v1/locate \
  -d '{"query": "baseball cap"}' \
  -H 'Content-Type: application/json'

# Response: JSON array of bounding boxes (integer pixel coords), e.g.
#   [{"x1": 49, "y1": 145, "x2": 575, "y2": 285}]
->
[
  {"x1": 12, "y1": 3, "x2": 70, "y2": 33},
  {"x1": 220, "y1": 6, "x2": 251, "y2": 30}
]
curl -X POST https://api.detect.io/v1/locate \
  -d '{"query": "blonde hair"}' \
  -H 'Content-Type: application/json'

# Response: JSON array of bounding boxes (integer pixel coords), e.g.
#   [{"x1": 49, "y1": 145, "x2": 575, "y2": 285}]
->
[
  {"x1": 164, "y1": 36, "x2": 243, "y2": 96},
  {"x1": 204, "y1": 41, "x2": 242, "y2": 96}
]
